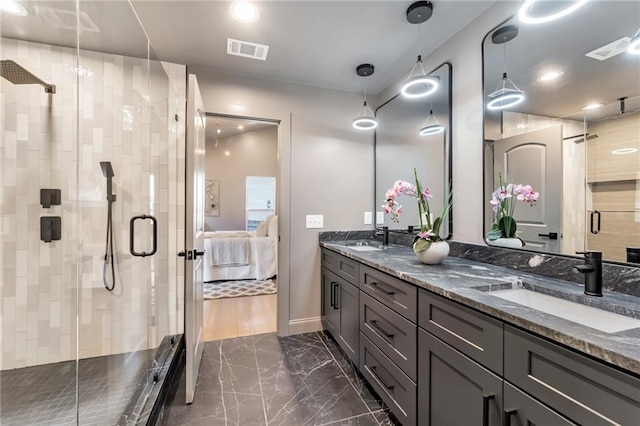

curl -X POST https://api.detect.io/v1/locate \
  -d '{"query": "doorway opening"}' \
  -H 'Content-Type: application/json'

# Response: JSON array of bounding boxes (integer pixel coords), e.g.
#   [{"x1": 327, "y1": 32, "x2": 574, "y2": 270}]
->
[{"x1": 202, "y1": 113, "x2": 280, "y2": 341}]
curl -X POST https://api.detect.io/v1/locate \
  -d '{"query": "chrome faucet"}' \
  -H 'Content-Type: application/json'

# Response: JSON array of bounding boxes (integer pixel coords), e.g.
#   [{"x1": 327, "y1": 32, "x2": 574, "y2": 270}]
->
[
  {"x1": 376, "y1": 226, "x2": 389, "y2": 246},
  {"x1": 574, "y1": 251, "x2": 603, "y2": 297}
]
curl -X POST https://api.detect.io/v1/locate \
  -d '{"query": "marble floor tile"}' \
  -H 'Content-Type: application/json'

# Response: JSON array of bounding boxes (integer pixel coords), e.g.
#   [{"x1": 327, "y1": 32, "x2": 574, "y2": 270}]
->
[{"x1": 162, "y1": 332, "x2": 396, "y2": 425}]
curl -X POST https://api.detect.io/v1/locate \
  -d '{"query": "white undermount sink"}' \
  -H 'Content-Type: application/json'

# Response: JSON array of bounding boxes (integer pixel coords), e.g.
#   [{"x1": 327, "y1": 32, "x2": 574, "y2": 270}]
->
[{"x1": 490, "y1": 288, "x2": 640, "y2": 333}]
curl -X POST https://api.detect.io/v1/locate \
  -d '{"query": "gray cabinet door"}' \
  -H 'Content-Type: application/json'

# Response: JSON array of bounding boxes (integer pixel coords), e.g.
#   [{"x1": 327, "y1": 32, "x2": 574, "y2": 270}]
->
[
  {"x1": 321, "y1": 267, "x2": 339, "y2": 336},
  {"x1": 504, "y1": 382, "x2": 576, "y2": 426},
  {"x1": 504, "y1": 325, "x2": 640, "y2": 425},
  {"x1": 418, "y1": 328, "x2": 502, "y2": 426},
  {"x1": 337, "y1": 280, "x2": 359, "y2": 364}
]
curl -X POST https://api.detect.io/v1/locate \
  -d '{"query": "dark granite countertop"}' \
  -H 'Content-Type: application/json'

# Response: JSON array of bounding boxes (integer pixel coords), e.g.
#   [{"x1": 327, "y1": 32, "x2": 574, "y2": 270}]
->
[{"x1": 320, "y1": 240, "x2": 640, "y2": 376}]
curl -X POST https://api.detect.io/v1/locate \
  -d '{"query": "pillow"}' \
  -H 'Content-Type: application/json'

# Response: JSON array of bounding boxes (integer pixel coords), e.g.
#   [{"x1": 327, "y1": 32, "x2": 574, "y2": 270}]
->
[
  {"x1": 255, "y1": 219, "x2": 270, "y2": 237},
  {"x1": 267, "y1": 215, "x2": 278, "y2": 237}
]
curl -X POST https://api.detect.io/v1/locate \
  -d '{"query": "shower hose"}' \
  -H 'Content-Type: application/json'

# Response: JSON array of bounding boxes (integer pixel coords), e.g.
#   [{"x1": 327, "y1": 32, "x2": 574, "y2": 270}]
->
[{"x1": 103, "y1": 197, "x2": 116, "y2": 291}]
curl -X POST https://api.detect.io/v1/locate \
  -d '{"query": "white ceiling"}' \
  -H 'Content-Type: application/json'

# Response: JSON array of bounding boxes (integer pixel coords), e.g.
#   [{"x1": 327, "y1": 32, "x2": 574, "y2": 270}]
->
[{"x1": 130, "y1": 1, "x2": 496, "y2": 94}]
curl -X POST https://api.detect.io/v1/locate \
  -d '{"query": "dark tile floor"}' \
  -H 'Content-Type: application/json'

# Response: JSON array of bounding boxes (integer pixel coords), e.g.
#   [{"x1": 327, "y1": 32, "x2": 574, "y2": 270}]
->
[
  {"x1": 160, "y1": 332, "x2": 399, "y2": 425},
  {"x1": 0, "y1": 350, "x2": 152, "y2": 425}
]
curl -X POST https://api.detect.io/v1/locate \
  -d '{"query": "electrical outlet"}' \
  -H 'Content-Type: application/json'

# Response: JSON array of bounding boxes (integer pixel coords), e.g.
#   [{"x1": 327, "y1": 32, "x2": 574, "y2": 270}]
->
[
  {"x1": 364, "y1": 211, "x2": 372, "y2": 225},
  {"x1": 376, "y1": 211, "x2": 384, "y2": 224},
  {"x1": 306, "y1": 214, "x2": 324, "y2": 229}
]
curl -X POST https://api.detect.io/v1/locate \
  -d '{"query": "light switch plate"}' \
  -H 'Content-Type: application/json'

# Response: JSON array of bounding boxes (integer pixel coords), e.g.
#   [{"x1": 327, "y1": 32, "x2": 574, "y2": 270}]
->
[
  {"x1": 376, "y1": 212, "x2": 384, "y2": 224},
  {"x1": 364, "y1": 211, "x2": 372, "y2": 225},
  {"x1": 306, "y1": 214, "x2": 324, "y2": 229}
]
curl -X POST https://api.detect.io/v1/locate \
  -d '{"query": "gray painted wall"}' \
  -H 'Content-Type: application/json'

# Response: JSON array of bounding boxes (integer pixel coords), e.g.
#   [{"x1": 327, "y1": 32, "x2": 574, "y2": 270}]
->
[
  {"x1": 205, "y1": 126, "x2": 278, "y2": 231},
  {"x1": 191, "y1": 1, "x2": 520, "y2": 335},
  {"x1": 193, "y1": 67, "x2": 375, "y2": 334}
]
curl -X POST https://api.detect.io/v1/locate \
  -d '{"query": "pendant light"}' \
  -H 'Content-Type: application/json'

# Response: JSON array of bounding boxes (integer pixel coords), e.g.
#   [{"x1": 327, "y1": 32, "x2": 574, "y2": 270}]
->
[
  {"x1": 419, "y1": 107, "x2": 444, "y2": 136},
  {"x1": 401, "y1": 1, "x2": 439, "y2": 99},
  {"x1": 486, "y1": 25, "x2": 525, "y2": 110},
  {"x1": 518, "y1": 0, "x2": 588, "y2": 25},
  {"x1": 629, "y1": 28, "x2": 640, "y2": 54},
  {"x1": 352, "y1": 64, "x2": 377, "y2": 130}
]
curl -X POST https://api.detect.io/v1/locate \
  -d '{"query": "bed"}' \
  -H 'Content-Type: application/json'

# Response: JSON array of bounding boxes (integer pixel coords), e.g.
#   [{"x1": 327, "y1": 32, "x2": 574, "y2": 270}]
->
[{"x1": 203, "y1": 216, "x2": 277, "y2": 282}]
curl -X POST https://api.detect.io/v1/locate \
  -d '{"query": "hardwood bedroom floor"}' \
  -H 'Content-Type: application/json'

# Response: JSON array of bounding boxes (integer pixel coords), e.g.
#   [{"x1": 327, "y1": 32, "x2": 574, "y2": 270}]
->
[{"x1": 203, "y1": 293, "x2": 277, "y2": 341}]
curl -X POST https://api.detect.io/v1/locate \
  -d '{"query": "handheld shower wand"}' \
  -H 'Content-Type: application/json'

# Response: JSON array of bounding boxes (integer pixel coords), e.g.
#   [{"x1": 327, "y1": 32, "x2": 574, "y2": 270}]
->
[{"x1": 100, "y1": 162, "x2": 117, "y2": 292}]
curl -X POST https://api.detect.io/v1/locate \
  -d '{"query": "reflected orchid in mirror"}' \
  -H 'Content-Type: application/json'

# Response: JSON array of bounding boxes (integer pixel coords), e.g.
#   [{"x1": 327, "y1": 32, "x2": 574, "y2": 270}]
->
[{"x1": 488, "y1": 173, "x2": 539, "y2": 243}]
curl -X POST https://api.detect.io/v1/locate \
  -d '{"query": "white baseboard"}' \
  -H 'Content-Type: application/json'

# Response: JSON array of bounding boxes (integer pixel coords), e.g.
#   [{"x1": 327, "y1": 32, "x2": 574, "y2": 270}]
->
[{"x1": 287, "y1": 316, "x2": 323, "y2": 335}]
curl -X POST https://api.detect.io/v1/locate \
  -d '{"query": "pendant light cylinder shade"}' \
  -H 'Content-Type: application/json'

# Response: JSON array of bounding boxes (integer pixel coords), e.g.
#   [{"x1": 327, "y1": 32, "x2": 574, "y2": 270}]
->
[{"x1": 353, "y1": 101, "x2": 377, "y2": 130}]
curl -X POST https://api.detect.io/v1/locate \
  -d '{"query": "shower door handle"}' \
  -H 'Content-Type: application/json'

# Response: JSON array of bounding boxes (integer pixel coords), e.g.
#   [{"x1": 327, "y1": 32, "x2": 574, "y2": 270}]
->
[{"x1": 130, "y1": 214, "x2": 158, "y2": 257}]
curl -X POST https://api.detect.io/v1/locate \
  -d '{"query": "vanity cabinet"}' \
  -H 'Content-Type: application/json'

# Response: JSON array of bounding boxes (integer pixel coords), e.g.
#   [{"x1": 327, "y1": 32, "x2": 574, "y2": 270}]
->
[
  {"x1": 320, "y1": 250, "x2": 360, "y2": 364},
  {"x1": 320, "y1": 247, "x2": 640, "y2": 426}
]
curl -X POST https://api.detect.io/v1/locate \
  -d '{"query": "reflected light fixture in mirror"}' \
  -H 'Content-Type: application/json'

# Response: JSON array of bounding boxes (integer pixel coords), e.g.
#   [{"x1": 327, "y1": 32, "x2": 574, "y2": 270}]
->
[
  {"x1": 486, "y1": 25, "x2": 525, "y2": 110},
  {"x1": 419, "y1": 109, "x2": 444, "y2": 136},
  {"x1": 537, "y1": 70, "x2": 563, "y2": 82},
  {"x1": 229, "y1": 1, "x2": 260, "y2": 23},
  {"x1": 519, "y1": 0, "x2": 588, "y2": 24},
  {"x1": 629, "y1": 29, "x2": 640, "y2": 54},
  {"x1": 352, "y1": 64, "x2": 377, "y2": 130},
  {"x1": 401, "y1": 1, "x2": 439, "y2": 99},
  {"x1": 0, "y1": 0, "x2": 27, "y2": 16}
]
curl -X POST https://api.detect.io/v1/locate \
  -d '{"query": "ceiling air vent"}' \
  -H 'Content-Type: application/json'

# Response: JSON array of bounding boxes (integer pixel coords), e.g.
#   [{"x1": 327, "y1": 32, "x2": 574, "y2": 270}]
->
[
  {"x1": 227, "y1": 38, "x2": 269, "y2": 61},
  {"x1": 585, "y1": 36, "x2": 631, "y2": 61}
]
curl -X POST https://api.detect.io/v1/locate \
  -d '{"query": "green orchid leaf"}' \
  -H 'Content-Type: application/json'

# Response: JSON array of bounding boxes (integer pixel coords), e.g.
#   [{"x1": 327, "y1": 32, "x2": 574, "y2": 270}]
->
[{"x1": 413, "y1": 238, "x2": 432, "y2": 253}]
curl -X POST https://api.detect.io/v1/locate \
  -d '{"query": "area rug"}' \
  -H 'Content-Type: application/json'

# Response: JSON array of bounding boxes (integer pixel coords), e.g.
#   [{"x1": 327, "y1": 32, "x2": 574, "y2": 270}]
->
[{"x1": 203, "y1": 279, "x2": 277, "y2": 300}]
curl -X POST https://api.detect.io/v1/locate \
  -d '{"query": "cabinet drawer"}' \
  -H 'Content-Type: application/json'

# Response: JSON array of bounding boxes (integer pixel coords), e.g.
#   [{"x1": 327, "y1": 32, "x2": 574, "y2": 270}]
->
[
  {"x1": 360, "y1": 292, "x2": 417, "y2": 381},
  {"x1": 418, "y1": 289, "x2": 503, "y2": 375},
  {"x1": 360, "y1": 333, "x2": 416, "y2": 426},
  {"x1": 360, "y1": 265, "x2": 417, "y2": 322},
  {"x1": 504, "y1": 325, "x2": 640, "y2": 425},
  {"x1": 321, "y1": 248, "x2": 359, "y2": 284},
  {"x1": 504, "y1": 382, "x2": 576, "y2": 426}
]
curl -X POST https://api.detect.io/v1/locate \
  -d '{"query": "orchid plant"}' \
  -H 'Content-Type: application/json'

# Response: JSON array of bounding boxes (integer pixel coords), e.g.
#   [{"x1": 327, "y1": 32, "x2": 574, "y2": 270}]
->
[
  {"x1": 383, "y1": 167, "x2": 452, "y2": 253},
  {"x1": 487, "y1": 173, "x2": 539, "y2": 242}
]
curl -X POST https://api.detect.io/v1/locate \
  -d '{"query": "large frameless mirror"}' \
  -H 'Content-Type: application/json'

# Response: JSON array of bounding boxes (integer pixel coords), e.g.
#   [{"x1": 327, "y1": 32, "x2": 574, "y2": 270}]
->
[
  {"x1": 482, "y1": 1, "x2": 640, "y2": 264},
  {"x1": 375, "y1": 62, "x2": 452, "y2": 239}
]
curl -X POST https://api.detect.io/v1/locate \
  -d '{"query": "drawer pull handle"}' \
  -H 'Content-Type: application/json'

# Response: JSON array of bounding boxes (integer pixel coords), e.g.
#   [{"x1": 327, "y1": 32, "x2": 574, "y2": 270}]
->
[
  {"x1": 370, "y1": 320, "x2": 394, "y2": 338},
  {"x1": 370, "y1": 282, "x2": 395, "y2": 296},
  {"x1": 332, "y1": 282, "x2": 340, "y2": 309},
  {"x1": 371, "y1": 366, "x2": 394, "y2": 390},
  {"x1": 482, "y1": 394, "x2": 494, "y2": 426},
  {"x1": 330, "y1": 281, "x2": 337, "y2": 307},
  {"x1": 504, "y1": 409, "x2": 517, "y2": 426}
]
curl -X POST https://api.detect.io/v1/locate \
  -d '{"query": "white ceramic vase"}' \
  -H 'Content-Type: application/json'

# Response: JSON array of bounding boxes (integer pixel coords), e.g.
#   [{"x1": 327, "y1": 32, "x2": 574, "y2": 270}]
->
[
  {"x1": 414, "y1": 241, "x2": 450, "y2": 265},
  {"x1": 486, "y1": 237, "x2": 524, "y2": 249}
]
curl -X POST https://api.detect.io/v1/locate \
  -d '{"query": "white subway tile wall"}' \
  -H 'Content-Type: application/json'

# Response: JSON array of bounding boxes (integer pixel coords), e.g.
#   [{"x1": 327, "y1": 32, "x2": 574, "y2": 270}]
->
[{"x1": 0, "y1": 38, "x2": 186, "y2": 370}]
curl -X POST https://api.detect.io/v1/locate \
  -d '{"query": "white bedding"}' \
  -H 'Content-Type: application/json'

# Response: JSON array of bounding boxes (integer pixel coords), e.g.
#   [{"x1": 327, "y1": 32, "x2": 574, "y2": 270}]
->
[{"x1": 204, "y1": 235, "x2": 277, "y2": 281}]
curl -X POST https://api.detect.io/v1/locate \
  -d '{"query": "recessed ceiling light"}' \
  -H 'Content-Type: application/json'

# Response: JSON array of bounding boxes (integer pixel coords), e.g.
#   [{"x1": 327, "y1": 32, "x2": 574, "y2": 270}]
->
[
  {"x1": 229, "y1": 1, "x2": 260, "y2": 23},
  {"x1": 611, "y1": 148, "x2": 638, "y2": 155},
  {"x1": 237, "y1": 125, "x2": 244, "y2": 130},
  {"x1": 582, "y1": 103, "x2": 603, "y2": 110},
  {"x1": 538, "y1": 70, "x2": 563, "y2": 82},
  {"x1": 224, "y1": 150, "x2": 231, "y2": 157},
  {"x1": 0, "y1": 0, "x2": 27, "y2": 16},
  {"x1": 217, "y1": 128, "x2": 221, "y2": 134}
]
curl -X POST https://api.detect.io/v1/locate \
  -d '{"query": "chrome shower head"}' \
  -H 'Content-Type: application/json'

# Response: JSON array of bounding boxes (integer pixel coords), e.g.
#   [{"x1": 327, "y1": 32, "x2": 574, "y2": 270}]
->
[{"x1": 0, "y1": 60, "x2": 56, "y2": 94}]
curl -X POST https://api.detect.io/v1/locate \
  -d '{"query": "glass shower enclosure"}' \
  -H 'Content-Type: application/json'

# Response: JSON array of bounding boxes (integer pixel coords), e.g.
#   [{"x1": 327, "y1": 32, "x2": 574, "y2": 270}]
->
[{"x1": 0, "y1": 1, "x2": 185, "y2": 424}]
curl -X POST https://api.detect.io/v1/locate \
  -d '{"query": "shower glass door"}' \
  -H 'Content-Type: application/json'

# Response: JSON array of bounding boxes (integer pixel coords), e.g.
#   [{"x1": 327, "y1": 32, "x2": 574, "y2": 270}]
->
[{"x1": 1, "y1": 1, "x2": 185, "y2": 424}]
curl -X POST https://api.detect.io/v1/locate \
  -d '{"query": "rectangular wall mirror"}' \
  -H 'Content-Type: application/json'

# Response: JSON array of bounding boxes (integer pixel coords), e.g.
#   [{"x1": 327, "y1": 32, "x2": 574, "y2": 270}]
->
[
  {"x1": 482, "y1": 1, "x2": 640, "y2": 264},
  {"x1": 375, "y1": 62, "x2": 452, "y2": 238}
]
